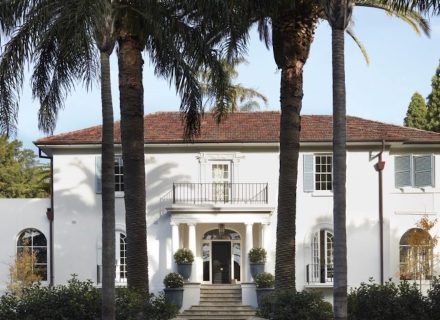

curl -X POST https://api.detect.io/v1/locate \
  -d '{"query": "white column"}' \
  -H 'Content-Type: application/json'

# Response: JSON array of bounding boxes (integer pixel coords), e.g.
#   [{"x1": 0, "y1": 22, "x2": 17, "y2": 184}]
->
[
  {"x1": 171, "y1": 222, "x2": 180, "y2": 271},
  {"x1": 245, "y1": 223, "x2": 254, "y2": 282},
  {"x1": 188, "y1": 223, "x2": 197, "y2": 282},
  {"x1": 261, "y1": 222, "x2": 269, "y2": 249}
]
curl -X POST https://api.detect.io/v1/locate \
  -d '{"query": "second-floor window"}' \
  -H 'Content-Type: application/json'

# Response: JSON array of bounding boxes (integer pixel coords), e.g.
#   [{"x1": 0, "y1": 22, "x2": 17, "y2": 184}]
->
[
  {"x1": 114, "y1": 156, "x2": 124, "y2": 192},
  {"x1": 395, "y1": 154, "x2": 434, "y2": 188},
  {"x1": 303, "y1": 154, "x2": 333, "y2": 192},
  {"x1": 96, "y1": 155, "x2": 124, "y2": 194}
]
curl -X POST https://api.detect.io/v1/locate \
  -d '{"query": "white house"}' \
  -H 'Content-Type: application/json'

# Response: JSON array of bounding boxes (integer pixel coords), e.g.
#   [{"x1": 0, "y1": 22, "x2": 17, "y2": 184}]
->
[{"x1": 1, "y1": 111, "x2": 440, "y2": 307}]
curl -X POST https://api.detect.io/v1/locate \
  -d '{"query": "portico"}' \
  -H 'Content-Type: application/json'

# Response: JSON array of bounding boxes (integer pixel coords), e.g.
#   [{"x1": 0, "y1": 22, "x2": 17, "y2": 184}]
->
[{"x1": 168, "y1": 208, "x2": 272, "y2": 284}]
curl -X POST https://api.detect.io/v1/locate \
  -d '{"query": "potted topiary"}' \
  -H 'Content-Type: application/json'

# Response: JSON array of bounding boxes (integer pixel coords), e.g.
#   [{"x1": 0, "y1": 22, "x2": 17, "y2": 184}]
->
[
  {"x1": 249, "y1": 247, "x2": 266, "y2": 278},
  {"x1": 163, "y1": 272, "x2": 184, "y2": 308},
  {"x1": 174, "y1": 248, "x2": 194, "y2": 281},
  {"x1": 254, "y1": 272, "x2": 274, "y2": 306}
]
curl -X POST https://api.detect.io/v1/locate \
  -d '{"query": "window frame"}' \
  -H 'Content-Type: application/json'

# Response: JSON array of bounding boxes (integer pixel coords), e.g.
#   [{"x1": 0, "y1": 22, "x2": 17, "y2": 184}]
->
[
  {"x1": 395, "y1": 154, "x2": 435, "y2": 189},
  {"x1": 310, "y1": 229, "x2": 334, "y2": 284},
  {"x1": 399, "y1": 228, "x2": 433, "y2": 281},
  {"x1": 16, "y1": 228, "x2": 48, "y2": 282},
  {"x1": 303, "y1": 154, "x2": 333, "y2": 193}
]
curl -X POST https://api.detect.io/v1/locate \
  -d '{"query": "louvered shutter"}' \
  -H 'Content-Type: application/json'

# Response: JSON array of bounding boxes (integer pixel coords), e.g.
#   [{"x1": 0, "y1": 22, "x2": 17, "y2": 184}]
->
[
  {"x1": 395, "y1": 155, "x2": 412, "y2": 188},
  {"x1": 303, "y1": 154, "x2": 314, "y2": 192},
  {"x1": 96, "y1": 156, "x2": 102, "y2": 193},
  {"x1": 414, "y1": 155, "x2": 434, "y2": 187}
]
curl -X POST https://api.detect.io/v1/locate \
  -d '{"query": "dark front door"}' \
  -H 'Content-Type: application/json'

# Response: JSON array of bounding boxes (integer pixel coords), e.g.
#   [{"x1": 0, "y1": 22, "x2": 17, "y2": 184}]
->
[{"x1": 212, "y1": 241, "x2": 231, "y2": 284}]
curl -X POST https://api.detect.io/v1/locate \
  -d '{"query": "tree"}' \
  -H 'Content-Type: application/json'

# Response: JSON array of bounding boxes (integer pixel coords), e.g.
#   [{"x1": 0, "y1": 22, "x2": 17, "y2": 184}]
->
[
  {"x1": 200, "y1": 58, "x2": 268, "y2": 112},
  {"x1": 7, "y1": 242, "x2": 42, "y2": 298},
  {"x1": 0, "y1": 0, "x2": 231, "y2": 297},
  {"x1": 321, "y1": 0, "x2": 352, "y2": 317},
  {"x1": 426, "y1": 61, "x2": 440, "y2": 132},
  {"x1": 201, "y1": 0, "x2": 429, "y2": 292},
  {"x1": 0, "y1": 136, "x2": 49, "y2": 198},
  {"x1": 404, "y1": 92, "x2": 428, "y2": 129},
  {"x1": 0, "y1": 1, "x2": 117, "y2": 317}
]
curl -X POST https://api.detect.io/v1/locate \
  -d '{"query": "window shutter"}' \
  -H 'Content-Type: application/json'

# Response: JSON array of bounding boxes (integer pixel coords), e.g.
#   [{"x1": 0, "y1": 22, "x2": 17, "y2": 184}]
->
[
  {"x1": 395, "y1": 155, "x2": 412, "y2": 188},
  {"x1": 414, "y1": 155, "x2": 433, "y2": 187},
  {"x1": 95, "y1": 156, "x2": 102, "y2": 194},
  {"x1": 303, "y1": 154, "x2": 314, "y2": 192}
]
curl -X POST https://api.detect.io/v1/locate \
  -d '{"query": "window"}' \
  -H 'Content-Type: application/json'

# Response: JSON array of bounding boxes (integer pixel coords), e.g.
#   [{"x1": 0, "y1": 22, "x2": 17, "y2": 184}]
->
[
  {"x1": 17, "y1": 228, "x2": 47, "y2": 281},
  {"x1": 116, "y1": 233, "x2": 127, "y2": 283},
  {"x1": 400, "y1": 228, "x2": 433, "y2": 281},
  {"x1": 308, "y1": 229, "x2": 334, "y2": 284},
  {"x1": 114, "y1": 156, "x2": 124, "y2": 192},
  {"x1": 96, "y1": 155, "x2": 124, "y2": 193},
  {"x1": 97, "y1": 231, "x2": 127, "y2": 284},
  {"x1": 395, "y1": 155, "x2": 434, "y2": 188},
  {"x1": 303, "y1": 154, "x2": 333, "y2": 192},
  {"x1": 211, "y1": 162, "x2": 231, "y2": 202}
]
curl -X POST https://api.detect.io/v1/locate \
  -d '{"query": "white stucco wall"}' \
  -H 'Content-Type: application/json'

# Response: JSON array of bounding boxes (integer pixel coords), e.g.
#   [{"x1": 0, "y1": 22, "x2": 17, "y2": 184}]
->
[{"x1": 2, "y1": 142, "x2": 439, "y2": 298}]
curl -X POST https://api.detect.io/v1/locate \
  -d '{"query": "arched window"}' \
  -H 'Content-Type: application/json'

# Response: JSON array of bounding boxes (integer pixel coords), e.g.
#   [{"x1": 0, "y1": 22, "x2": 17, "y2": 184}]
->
[
  {"x1": 400, "y1": 228, "x2": 433, "y2": 280},
  {"x1": 308, "y1": 229, "x2": 333, "y2": 284},
  {"x1": 17, "y1": 228, "x2": 47, "y2": 281}
]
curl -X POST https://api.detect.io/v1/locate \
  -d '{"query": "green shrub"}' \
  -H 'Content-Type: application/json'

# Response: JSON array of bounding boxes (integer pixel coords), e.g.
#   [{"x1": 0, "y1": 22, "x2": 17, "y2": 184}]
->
[
  {"x1": 428, "y1": 277, "x2": 440, "y2": 319},
  {"x1": 115, "y1": 288, "x2": 178, "y2": 320},
  {"x1": 249, "y1": 247, "x2": 267, "y2": 263},
  {"x1": 0, "y1": 276, "x2": 177, "y2": 320},
  {"x1": 254, "y1": 272, "x2": 274, "y2": 288},
  {"x1": 174, "y1": 248, "x2": 194, "y2": 264},
  {"x1": 257, "y1": 290, "x2": 332, "y2": 320},
  {"x1": 348, "y1": 279, "x2": 429, "y2": 320},
  {"x1": 163, "y1": 272, "x2": 184, "y2": 288}
]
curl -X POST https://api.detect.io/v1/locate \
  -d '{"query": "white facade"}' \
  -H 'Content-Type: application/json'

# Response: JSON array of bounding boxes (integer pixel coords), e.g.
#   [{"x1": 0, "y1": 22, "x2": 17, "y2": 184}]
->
[{"x1": 1, "y1": 113, "x2": 440, "y2": 305}]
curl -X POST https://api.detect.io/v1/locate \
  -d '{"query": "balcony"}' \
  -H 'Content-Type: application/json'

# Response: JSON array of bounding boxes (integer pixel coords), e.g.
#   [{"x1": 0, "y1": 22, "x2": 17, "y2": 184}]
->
[
  {"x1": 306, "y1": 263, "x2": 334, "y2": 285},
  {"x1": 169, "y1": 183, "x2": 268, "y2": 205}
]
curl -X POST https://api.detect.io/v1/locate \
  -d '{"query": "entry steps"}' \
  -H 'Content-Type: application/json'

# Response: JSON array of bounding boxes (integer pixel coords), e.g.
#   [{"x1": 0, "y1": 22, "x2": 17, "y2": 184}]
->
[{"x1": 175, "y1": 284, "x2": 256, "y2": 320}]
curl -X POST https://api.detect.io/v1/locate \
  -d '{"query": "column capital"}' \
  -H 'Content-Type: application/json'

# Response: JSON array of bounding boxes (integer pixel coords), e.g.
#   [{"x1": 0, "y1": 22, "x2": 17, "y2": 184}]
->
[
  {"x1": 244, "y1": 222, "x2": 254, "y2": 227},
  {"x1": 170, "y1": 221, "x2": 180, "y2": 227},
  {"x1": 187, "y1": 222, "x2": 197, "y2": 227}
]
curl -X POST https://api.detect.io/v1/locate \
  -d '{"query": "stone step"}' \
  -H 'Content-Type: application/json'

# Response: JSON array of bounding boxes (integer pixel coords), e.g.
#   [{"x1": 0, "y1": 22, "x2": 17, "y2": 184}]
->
[
  {"x1": 200, "y1": 293, "x2": 242, "y2": 298},
  {"x1": 190, "y1": 305, "x2": 254, "y2": 311},
  {"x1": 200, "y1": 298, "x2": 242, "y2": 303}
]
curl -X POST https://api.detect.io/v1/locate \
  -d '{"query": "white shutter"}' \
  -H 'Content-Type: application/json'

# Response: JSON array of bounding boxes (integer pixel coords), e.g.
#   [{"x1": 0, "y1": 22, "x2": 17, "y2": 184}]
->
[
  {"x1": 414, "y1": 155, "x2": 434, "y2": 187},
  {"x1": 395, "y1": 155, "x2": 412, "y2": 188},
  {"x1": 95, "y1": 156, "x2": 102, "y2": 193},
  {"x1": 303, "y1": 154, "x2": 314, "y2": 192}
]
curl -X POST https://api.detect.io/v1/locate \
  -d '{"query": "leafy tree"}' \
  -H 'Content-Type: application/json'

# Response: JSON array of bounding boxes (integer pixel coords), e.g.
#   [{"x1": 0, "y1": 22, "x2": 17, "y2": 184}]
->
[
  {"x1": 404, "y1": 92, "x2": 428, "y2": 129},
  {"x1": 7, "y1": 243, "x2": 42, "y2": 298},
  {"x1": 427, "y1": 61, "x2": 440, "y2": 132},
  {"x1": 0, "y1": 137, "x2": 49, "y2": 198}
]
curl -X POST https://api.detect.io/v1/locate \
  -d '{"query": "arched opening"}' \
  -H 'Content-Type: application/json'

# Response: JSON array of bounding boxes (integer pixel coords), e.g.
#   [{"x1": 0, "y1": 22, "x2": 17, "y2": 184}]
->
[
  {"x1": 202, "y1": 227, "x2": 241, "y2": 283},
  {"x1": 400, "y1": 228, "x2": 433, "y2": 280},
  {"x1": 17, "y1": 228, "x2": 47, "y2": 281}
]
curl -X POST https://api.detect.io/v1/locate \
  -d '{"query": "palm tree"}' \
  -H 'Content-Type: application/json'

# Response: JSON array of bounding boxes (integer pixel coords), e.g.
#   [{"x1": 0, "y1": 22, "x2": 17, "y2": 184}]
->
[
  {"x1": 0, "y1": 1, "x2": 118, "y2": 318},
  {"x1": 322, "y1": 0, "x2": 430, "y2": 318},
  {"x1": 0, "y1": 0, "x2": 232, "y2": 296},
  {"x1": 190, "y1": 0, "x2": 429, "y2": 292},
  {"x1": 200, "y1": 58, "x2": 268, "y2": 112},
  {"x1": 321, "y1": 0, "x2": 351, "y2": 317}
]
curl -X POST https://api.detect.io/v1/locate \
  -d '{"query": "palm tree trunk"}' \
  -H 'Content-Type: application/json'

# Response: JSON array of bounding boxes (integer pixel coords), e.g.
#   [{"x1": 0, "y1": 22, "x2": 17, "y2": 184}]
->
[
  {"x1": 118, "y1": 35, "x2": 149, "y2": 293},
  {"x1": 101, "y1": 50, "x2": 116, "y2": 320},
  {"x1": 275, "y1": 64, "x2": 303, "y2": 291},
  {"x1": 332, "y1": 27, "x2": 348, "y2": 320},
  {"x1": 272, "y1": 10, "x2": 318, "y2": 291}
]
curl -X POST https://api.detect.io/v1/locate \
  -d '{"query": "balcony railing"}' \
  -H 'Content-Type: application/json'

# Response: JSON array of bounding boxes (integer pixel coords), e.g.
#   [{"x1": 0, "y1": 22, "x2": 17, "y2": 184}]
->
[
  {"x1": 170, "y1": 182, "x2": 268, "y2": 205},
  {"x1": 306, "y1": 263, "x2": 334, "y2": 284}
]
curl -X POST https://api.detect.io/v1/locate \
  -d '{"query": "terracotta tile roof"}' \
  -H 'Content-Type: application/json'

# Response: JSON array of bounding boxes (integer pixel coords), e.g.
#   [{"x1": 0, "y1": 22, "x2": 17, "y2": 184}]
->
[{"x1": 34, "y1": 111, "x2": 440, "y2": 145}]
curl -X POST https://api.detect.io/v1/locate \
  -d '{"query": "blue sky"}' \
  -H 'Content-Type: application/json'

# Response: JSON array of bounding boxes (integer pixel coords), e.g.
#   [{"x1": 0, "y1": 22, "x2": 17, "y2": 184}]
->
[{"x1": 14, "y1": 8, "x2": 440, "y2": 150}]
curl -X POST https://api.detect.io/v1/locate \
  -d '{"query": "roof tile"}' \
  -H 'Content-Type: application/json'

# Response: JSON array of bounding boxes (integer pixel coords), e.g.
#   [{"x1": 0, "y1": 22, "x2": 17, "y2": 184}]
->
[{"x1": 34, "y1": 112, "x2": 440, "y2": 145}]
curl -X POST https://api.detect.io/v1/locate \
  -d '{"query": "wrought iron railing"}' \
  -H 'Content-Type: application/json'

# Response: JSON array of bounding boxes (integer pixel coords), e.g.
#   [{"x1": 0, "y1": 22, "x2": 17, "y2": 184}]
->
[
  {"x1": 306, "y1": 263, "x2": 334, "y2": 284},
  {"x1": 171, "y1": 182, "x2": 268, "y2": 204}
]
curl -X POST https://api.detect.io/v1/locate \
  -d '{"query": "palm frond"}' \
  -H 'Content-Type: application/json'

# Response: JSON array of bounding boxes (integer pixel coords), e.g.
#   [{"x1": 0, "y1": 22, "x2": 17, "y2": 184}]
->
[
  {"x1": 355, "y1": 0, "x2": 430, "y2": 36},
  {"x1": 345, "y1": 25, "x2": 370, "y2": 65}
]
